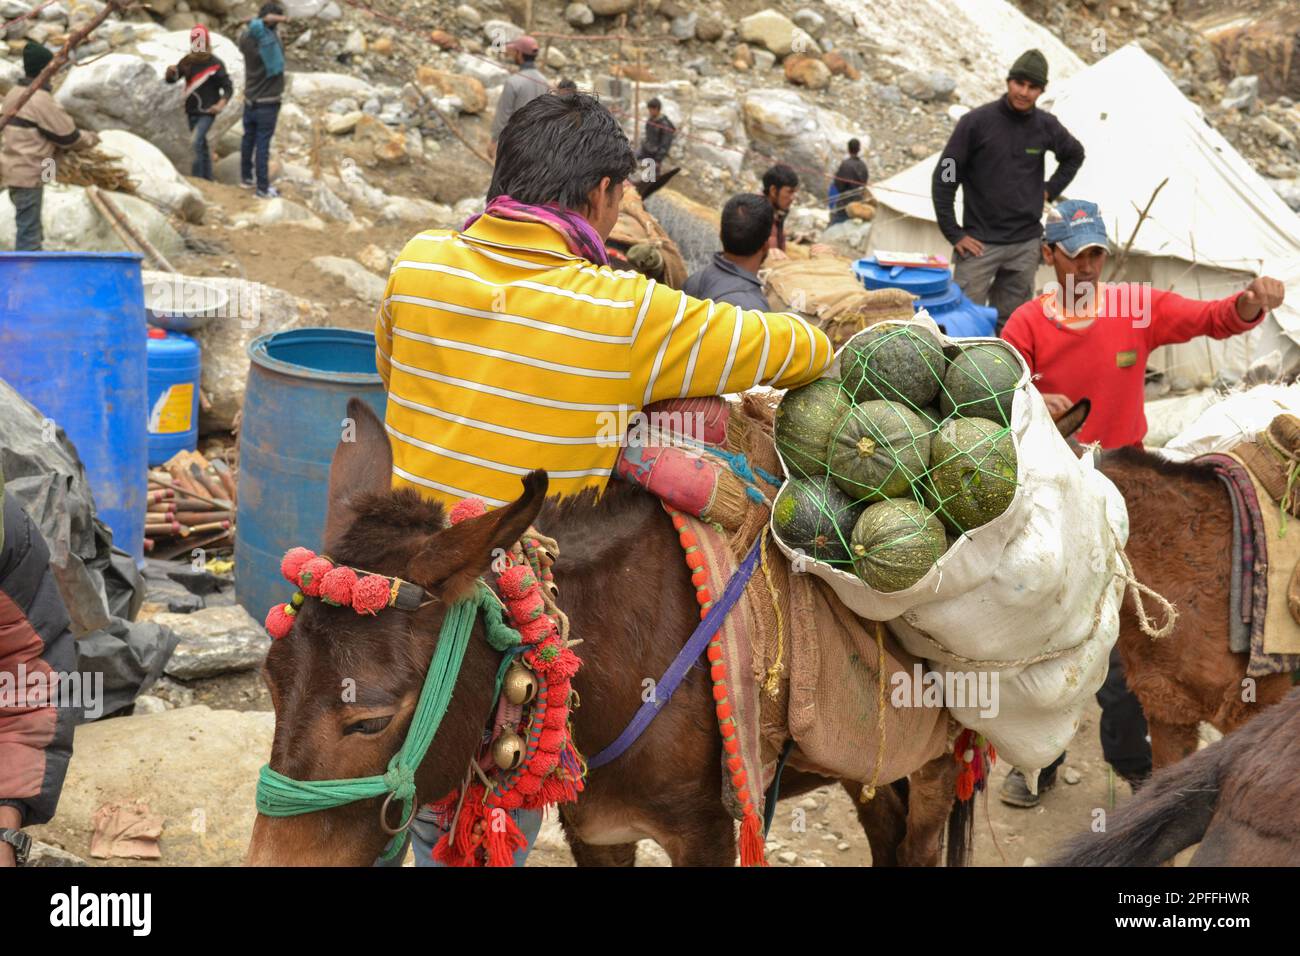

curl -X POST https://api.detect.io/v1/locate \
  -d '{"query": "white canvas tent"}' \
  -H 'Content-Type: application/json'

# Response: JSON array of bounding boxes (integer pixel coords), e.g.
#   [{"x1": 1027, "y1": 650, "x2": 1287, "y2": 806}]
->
[{"x1": 868, "y1": 43, "x2": 1300, "y2": 390}]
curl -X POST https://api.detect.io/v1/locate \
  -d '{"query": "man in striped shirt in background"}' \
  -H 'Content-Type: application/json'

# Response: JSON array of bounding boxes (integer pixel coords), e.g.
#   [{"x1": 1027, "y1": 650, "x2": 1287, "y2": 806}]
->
[
  {"x1": 372, "y1": 93, "x2": 830, "y2": 867},
  {"x1": 375, "y1": 92, "x2": 833, "y2": 513}
]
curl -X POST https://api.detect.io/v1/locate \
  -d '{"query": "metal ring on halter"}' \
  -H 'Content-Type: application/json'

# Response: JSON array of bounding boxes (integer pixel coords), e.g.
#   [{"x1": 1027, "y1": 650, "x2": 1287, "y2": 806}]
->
[{"x1": 379, "y1": 790, "x2": 416, "y2": 835}]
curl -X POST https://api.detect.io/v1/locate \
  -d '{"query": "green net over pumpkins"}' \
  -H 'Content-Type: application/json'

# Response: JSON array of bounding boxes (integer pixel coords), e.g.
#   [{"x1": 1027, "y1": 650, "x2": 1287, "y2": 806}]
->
[
  {"x1": 775, "y1": 378, "x2": 852, "y2": 478},
  {"x1": 925, "y1": 416, "x2": 1018, "y2": 533},
  {"x1": 939, "y1": 341, "x2": 1022, "y2": 424},
  {"x1": 850, "y1": 498, "x2": 947, "y2": 592},
  {"x1": 771, "y1": 475, "x2": 860, "y2": 566},
  {"x1": 839, "y1": 324, "x2": 947, "y2": 408},
  {"x1": 828, "y1": 400, "x2": 929, "y2": 502}
]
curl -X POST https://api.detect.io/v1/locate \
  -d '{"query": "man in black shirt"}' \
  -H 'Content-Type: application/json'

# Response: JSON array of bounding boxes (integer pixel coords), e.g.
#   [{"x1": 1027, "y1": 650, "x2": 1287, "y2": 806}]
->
[
  {"x1": 635, "y1": 97, "x2": 675, "y2": 180},
  {"x1": 931, "y1": 49, "x2": 1085, "y2": 333},
  {"x1": 829, "y1": 138, "x2": 869, "y2": 225}
]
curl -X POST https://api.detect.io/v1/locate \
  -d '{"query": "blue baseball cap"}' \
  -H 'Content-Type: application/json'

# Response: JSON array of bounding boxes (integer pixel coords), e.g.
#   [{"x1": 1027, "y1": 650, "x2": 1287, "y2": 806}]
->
[{"x1": 1044, "y1": 199, "x2": 1110, "y2": 256}]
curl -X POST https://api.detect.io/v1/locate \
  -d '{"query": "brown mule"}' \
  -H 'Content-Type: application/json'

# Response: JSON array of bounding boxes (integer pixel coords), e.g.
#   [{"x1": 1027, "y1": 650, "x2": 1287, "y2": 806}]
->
[
  {"x1": 1053, "y1": 686, "x2": 1300, "y2": 865},
  {"x1": 247, "y1": 400, "x2": 970, "y2": 866},
  {"x1": 1055, "y1": 400, "x2": 1292, "y2": 767}
]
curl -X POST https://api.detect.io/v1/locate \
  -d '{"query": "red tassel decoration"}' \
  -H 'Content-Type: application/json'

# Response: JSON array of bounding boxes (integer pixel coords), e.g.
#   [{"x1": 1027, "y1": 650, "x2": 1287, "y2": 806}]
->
[
  {"x1": 265, "y1": 603, "x2": 295, "y2": 639},
  {"x1": 484, "y1": 806, "x2": 528, "y2": 867},
  {"x1": 450, "y1": 497, "x2": 486, "y2": 525},
  {"x1": 280, "y1": 547, "x2": 315, "y2": 584},
  {"x1": 351, "y1": 574, "x2": 391, "y2": 614},
  {"x1": 739, "y1": 812, "x2": 768, "y2": 867},
  {"x1": 318, "y1": 565, "x2": 359, "y2": 606}
]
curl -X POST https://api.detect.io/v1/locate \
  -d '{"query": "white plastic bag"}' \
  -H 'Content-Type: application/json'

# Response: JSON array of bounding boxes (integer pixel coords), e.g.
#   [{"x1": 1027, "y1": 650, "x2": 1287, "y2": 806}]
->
[{"x1": 769, "y1": 316, "x2": 1130, "y2": 771}]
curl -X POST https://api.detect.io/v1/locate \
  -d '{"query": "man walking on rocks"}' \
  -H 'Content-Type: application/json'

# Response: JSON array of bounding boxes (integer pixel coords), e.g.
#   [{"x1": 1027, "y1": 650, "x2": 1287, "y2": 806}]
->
[
  {"x1": 239, "y1": 1, "x2": 289, "y2": 199},
  {"x1": 165, "y1": 24, "x2": 233, "y2": 182},
  {"x1": 0, "y1": 40, "x2": 98, "y2": 251},
  {"x1": 488, "y1": 35, "x2": 545, "y2": 161},
  {"x1": 931, "y1": 49, "x2": 1085, "y2": 333}
]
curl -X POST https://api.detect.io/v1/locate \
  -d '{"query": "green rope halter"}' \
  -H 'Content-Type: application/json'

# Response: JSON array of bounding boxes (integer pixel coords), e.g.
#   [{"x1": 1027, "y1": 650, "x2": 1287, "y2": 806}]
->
[{"x1": 255, "y1": 580, "x2": 521, "y2": 861}]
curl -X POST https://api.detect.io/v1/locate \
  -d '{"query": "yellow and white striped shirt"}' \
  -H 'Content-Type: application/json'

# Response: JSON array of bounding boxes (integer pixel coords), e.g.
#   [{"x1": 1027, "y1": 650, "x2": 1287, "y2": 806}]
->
[{"x1": 374, "y1": 214, "x2": 833, "y2": 507}]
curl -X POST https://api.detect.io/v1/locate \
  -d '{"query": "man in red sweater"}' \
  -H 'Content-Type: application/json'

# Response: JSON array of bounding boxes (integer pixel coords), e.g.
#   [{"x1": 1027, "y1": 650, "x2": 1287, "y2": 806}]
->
[{"x1": 1002, "y1": 199, "x2": 1286, "y2": 449}]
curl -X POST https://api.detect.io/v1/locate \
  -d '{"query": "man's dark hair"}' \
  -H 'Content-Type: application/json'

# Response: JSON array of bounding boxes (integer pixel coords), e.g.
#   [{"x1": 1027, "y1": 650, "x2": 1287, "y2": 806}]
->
[
  {"x1": 646, "y1": 97, "x2": 661, "y2": 110},
  {"x1": 488, "y1": 92, "x2": 638, "y2": 211},
  {"x1": 761, "y1": 163, "x2": 799, "y2": 195},
  {"x1": 258, "y1": 1, "x2": 285, "y2": 17},
  {"x1": 720, "y1": 194, "x2": 775, "y2": 257},
  {"x1": 556, "y1": 78, "x2": 578, "y2": 92},
  {"x1": 847, "y1": 138, "x2": 860, "y2": 155}
]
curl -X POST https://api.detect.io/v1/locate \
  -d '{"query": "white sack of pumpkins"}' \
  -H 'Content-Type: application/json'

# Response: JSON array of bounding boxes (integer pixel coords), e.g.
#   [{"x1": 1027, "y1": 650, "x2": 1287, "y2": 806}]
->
[{"x1": 768, "y1": 315, "x2": 1130, "y2": 772}]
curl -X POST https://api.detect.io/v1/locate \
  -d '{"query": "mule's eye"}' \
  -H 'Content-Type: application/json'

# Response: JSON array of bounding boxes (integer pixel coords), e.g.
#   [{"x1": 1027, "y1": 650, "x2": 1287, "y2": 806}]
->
[{"x1": 344, "y1": 715, "x2": 393, "y2": 736}]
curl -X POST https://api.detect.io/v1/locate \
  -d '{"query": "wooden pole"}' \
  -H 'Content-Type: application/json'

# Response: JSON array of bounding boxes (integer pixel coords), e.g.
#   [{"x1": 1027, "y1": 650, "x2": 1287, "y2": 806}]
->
[{"x1": 87, "y1": 185, "x2": 177, "y2": 273}]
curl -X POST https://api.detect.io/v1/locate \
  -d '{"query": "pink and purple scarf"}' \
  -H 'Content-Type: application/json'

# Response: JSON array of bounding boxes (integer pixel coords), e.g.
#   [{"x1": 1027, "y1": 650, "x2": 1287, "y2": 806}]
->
[{"x1": 463, "y1": 195, "x2": 609, "y2": 266}]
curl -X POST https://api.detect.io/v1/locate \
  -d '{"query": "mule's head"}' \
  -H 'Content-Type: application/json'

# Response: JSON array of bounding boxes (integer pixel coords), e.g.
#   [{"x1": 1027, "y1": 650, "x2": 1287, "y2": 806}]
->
[{"x1": 246, "y1": 399, "x2": 547, "y2": 865}]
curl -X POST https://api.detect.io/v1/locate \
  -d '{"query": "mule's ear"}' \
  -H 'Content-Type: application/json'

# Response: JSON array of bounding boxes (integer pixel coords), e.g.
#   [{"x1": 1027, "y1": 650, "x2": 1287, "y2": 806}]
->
[
  {"x1": 323, "y1": 398, "x2": 393, "y2": 548},
  {"x1": 410, "y1": 471, "x2": 549, "y2": 603},
  {"x1": 1055, "y1": 398, "x2": 1090, "y2": 441}
]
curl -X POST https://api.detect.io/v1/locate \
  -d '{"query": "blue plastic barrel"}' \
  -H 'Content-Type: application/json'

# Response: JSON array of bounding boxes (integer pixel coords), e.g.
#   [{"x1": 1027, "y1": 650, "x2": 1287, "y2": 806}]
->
[
  {"x1": 853, "y1": 258, "x2": 951, "y2": 298},
  {"x1": 235, "y1": 328, "x2": 387, "y2": 622},
  {"x1": 0, "y1": 252, "x2": 148, "y2": 562},
  {"x1": 146, "y1": 328, "x2": 202, "y2": 466}
]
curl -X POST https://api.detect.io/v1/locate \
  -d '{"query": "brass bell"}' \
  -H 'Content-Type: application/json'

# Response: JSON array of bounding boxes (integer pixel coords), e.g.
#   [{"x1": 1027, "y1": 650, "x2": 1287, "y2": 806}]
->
[
  {"x1": 503, "y1": 661, "x2": 537, "y2": 706},
  {"x1": 492, "y1": 730, "x2": 524, "y2": 771}
]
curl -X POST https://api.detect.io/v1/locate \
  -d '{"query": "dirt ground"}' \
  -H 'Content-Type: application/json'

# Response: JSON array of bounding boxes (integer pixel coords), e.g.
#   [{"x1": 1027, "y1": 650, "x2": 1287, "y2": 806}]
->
[{"x1": 519, "y1": 696, "x2": 1130, "y2": 868}]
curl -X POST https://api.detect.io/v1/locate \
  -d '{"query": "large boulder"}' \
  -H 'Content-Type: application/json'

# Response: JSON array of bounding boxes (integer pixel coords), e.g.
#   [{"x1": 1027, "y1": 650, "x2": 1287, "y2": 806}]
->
[
  {"x1": 25, "y1": 706, "x2": 274, "y2": 866},
  {"x1": 0, "y1": 183, "x2": 184, "y2": 255},
  {"x1": 55, "y1": 30, "x2": 244, "y2": 172},
  {"x1": 158, "y1": 605, "x2": 269, "y2": 679},
  {"x1": 415, "y1": 66, "x2": 487, "y2": 114},
  {"x1": 311, "y1": 255, "x2": 386, "y2": 301},
  {"x1": 141, "y1": 270, "x2": 326, "y2": 432},
  {"x1": 96, "y1": 129, "x2": 207, "y2": 224},
  {"x1": 739, "y1": 9, "x2": 816, "y2": 58},
  {"x1": 287, "y1": 70, "x2": 375, "y2": 109},
  {"x1": 741, "y1": 88, "x2": 861, "y2": 174}
]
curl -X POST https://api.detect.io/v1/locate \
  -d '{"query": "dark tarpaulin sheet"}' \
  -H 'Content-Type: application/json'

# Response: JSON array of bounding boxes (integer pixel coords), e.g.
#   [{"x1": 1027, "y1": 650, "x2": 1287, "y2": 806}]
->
[{"x1": 1, "y1": 376, "x2": 173, "y2": 717}]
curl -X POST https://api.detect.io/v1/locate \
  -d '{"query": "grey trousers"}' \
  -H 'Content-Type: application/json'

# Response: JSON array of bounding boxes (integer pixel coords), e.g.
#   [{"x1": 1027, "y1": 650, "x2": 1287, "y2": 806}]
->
[
  {"x1": 8, "y1": 186, "x2": 43, "y2": 251},
  {"x1": 952, "y1": 236, "x2": 1041, "y2": 333}
]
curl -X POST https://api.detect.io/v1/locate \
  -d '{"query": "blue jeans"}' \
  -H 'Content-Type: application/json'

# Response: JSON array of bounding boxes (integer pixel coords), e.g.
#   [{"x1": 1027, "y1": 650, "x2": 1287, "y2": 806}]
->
[
  {"x1": 240, "y1": 101, "x2": 280, "y2": 191},
  {"x1": 8, "y1": 186, "x2": 43, "y2": 251},
  {"x1": 187, "y1": 112, "x2": 215, "y2": 180},
  {"x1": 373, "y1": 805, "x2": 543, "y2": 867}
]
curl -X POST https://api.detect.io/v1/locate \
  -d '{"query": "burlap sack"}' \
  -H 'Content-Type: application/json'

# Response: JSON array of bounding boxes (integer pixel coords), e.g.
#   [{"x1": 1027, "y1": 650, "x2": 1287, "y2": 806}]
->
[
  {"x1": 610, "y1": 188, "x2": 688, "y2": 288},
  {"x1": 759, "y1": 256, "x2": 916, "y2": 349}
]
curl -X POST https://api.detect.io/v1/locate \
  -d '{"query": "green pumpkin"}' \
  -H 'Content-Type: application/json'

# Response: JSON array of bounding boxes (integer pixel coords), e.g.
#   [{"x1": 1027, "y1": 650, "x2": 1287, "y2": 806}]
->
[
  {"x1": 850, "y1": 498, "x2": 948, "y2": 592},
  {"x1": 925, "y1": 416, "x2": 1019, "y2": 533},
  {"x1": 938, "y1": 342, "x2": 1023, "y2": 424},
  {"x1": 775, "y1": 378, "x2": 853, "y2": 479},
  {"x1": 838, "y1": 324, "x2": 947, "y2": 408},
  {"x1": 771, "y1": 476, "x2": 860, "y2": 566},
  {"x1": 828, "y1": 400, "x2": 930, "y2": 503}
]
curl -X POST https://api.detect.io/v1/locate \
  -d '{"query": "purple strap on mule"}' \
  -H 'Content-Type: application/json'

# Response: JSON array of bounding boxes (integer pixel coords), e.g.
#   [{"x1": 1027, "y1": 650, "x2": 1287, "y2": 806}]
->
[{"x1": 586, "y1": 535, "x2": 764, "y2": 770}]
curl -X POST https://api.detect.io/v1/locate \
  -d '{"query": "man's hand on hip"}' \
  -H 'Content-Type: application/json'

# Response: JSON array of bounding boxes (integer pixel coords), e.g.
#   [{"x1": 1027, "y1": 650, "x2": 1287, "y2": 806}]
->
[
  {"x1": 954, "y1": 235, "x2": 984, "y2": 258},
  {"x1": 1237, "y1": 276, "x2": 1285, "y2": 321}
]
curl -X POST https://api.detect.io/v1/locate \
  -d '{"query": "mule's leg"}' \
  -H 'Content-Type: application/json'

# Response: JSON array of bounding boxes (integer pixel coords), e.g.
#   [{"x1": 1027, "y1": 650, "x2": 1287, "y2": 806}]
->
[
  {"x1": 566, "y1": 839, "x2": 638, "y2": 867},
  {"x1": 657, "y1": 809, "x2": 738, "y2": 866},
  {"x1": 898, "y1": 754, "x2": 959, "y2": 867},
  {"x1": 841, "y1": 779, "x2": 907, "y2": 866},
  {"x1": 1148, "y1": 718, "x2": 1199, "y2": 769}
]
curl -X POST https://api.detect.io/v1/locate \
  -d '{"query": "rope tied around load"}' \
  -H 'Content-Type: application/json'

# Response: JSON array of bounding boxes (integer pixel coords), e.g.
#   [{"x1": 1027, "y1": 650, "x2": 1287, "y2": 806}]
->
[{"x1": 1116, "y1": 548, "x2": 1179, "y2": 640}]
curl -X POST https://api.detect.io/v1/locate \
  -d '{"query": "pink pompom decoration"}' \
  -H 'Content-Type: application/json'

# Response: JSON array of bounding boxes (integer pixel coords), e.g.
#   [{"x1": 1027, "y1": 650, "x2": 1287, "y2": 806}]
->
[
  {"x1": 546, "y1": 648, "x2": 581, "y2": 680},
  {"x1": 518, "y1": 616, "x2": 554, "y2": 645},
  {"x1": 450, "y1": 498, "x2": 486, "y2": 525},
  {"x1": 514, "y1": 772, "x2": 543, "y2": 796},
  {"x1": 281, "y1": 547, "x2": 316, "y2": 584},
  {"x1": 319, "y1": 566, "x2": 359, "y2": 606},
  {"x1": 495, "y1": 788, "x2": 524, "y2": 810},
  {"x1": 265, "y1": 603, "x2": 295, "y2": 640},
  {"x1": 528, "y1": 750, "x2": 559, "y2": 776},
  {"x1": 298, "y1": 556, "x2": 334, "y2": 597},
  {"x1": 352, "y1": 574, "x2": 392, "y2": 614},
  {"x1": 537, "y1": 728, "x2": 566, "y2": 754},
  {"x1": 497, "y1": 564, "x2": 536, "y2": 600},
  {"x1": 508, "y1": 590, "x2": 546, "y2": 623}
]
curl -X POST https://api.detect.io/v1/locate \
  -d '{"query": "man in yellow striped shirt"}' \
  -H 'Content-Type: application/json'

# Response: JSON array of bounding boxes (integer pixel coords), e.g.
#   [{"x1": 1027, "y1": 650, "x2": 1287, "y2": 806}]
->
[{"x1": 374, "y1": 92, "x2": 833, "y2": 509}]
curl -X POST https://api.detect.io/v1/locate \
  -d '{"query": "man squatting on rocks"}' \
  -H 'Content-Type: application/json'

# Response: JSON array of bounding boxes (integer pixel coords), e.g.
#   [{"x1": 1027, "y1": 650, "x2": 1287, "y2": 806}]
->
[
  {"x1": 994, "y1": 198, "x2": 1286, "y2": 807},
  {"x1": 372, "y1": 92, "x2": 832, "y2": 864},
  {"x1": 932, "y1": 48, "x2": 1085, "y2": 334},
  {"x1": 0, "y1": 40, "x2": 98, "y2": 251},
  {"x1": 165, "y1": 24, "x2": 234, "y2": 182}
]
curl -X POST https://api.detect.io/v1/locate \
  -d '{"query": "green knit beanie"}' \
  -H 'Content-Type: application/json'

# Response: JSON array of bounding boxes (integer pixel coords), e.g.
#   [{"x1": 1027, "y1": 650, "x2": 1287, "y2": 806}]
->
[
  {"x1": 1008, "y1": 48, "x2": 1049, "y2": 88},
  {"x1": 23, "y1": 39, "x2": 54, "y2": 79}
]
